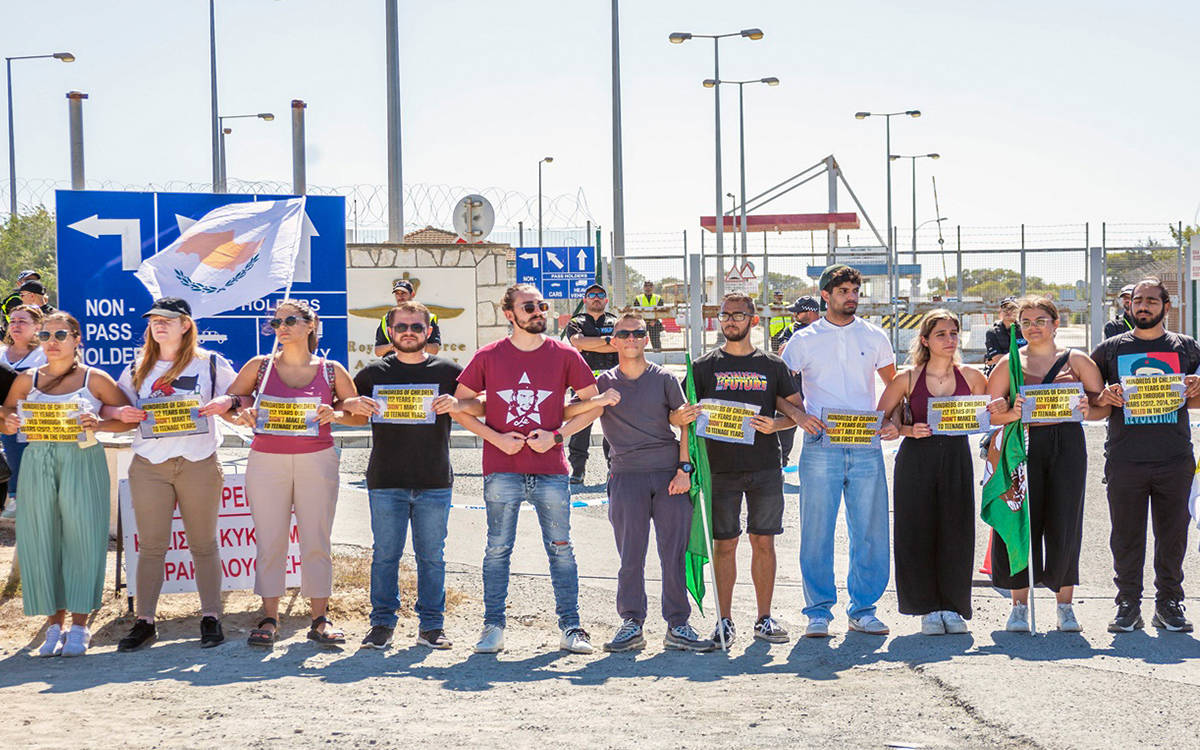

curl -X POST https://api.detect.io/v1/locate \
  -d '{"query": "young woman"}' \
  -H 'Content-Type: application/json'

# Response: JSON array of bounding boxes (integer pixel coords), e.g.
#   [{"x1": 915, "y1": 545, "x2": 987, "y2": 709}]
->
[
  {"x1": 225, "y1": 300, "x2": 364, "y2": 649},
  {"x1": 1, "y1": 312, "x2": 133, "y2": 657},
  {"x1": 108, "y1": 297, "x2": 240, "y2": 652},
  {"x1": 877, "y1": 310, "x2": 987, "y2": 635},
  {"x1": 985, "y1": 296, "x2": 1105, "y2": 633},
  {"x1": 0, "y1": 305, "x2": 47, "y2": 519}
]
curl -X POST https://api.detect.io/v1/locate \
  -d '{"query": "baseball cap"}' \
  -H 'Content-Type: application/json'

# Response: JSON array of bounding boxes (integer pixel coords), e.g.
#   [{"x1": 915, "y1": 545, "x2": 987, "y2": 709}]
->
[
  {"x1": 18, "y1": 280, "x2": 46, "y2": 296},
  {"x1": 787, "y1": 295, "x2": 820, "y2": 314},
  {"x1": 1119, "y1": 284, "x2": 1135, "y2": 297},
  {"x1": 142, "y1": 297, "x2": 192, "y2": 319},
  {"x1": 817, "y1": 264, "x2": 853, "y2": 292},
  {"x1": 999, "y1": 295, "x2": 1018, "y2": 310},
  {"x1": 583, "y1": 283, "x2": 607, "y2": 296},
  {"x1": 392, "y1": 279, "x2": 414, "y2": 293},
  {"x1": 16, "y1": 270, "x2": 39, "y2": 284}
]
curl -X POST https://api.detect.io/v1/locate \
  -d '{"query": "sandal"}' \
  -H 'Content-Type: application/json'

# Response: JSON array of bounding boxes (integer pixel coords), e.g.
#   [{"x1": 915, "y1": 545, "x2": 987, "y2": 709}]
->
[
  {"x1": 247, "y1": 617, "x2": 277, "y2": 649},
  {"x1": 307, "y1": 616, "x2": 346, "y2": 646}
]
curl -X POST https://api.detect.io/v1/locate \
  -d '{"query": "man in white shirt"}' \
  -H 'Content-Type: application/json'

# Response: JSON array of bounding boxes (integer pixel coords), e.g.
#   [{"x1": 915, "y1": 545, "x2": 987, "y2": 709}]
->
[{"x1": 780, "y1": 264, "x2": 897, "y2": 638}]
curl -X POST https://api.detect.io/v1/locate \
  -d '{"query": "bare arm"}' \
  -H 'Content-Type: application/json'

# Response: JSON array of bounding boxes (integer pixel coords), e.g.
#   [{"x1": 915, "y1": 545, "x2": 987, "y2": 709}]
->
[
  {"x1": 985, "y1": 355, "x2": 1022, "y2": 426},
  {"x1": 87, "y1": 369, "x2": 136, "y2": 433}
]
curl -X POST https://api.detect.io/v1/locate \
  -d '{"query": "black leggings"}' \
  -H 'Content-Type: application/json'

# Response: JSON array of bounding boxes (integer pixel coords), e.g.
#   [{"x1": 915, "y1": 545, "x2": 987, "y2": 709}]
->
[{"x1": 991, "y1": 421, "x2": 1086, "y2": 592}]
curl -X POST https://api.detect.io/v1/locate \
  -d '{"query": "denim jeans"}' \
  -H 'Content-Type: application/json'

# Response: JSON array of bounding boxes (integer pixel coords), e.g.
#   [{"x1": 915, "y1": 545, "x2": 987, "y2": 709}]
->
[
  {"x1": 798, "y1": 431, "x2": 890, "y2": 621},
  {"x1": 1, "y1": 432, "x2": 27, "y2": 497},
  {"x1": 368, "y1": 487, "x2": 452, "y2": 631},
  {"x1": 482, "y1": 473, "x2": 579, "y2": 630}
]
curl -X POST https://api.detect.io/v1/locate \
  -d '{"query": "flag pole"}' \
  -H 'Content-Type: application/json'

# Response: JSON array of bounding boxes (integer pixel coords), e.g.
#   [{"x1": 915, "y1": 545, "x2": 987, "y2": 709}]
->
[{"x1": 252, "y1": 197, "x2": 306, "y2": 411}]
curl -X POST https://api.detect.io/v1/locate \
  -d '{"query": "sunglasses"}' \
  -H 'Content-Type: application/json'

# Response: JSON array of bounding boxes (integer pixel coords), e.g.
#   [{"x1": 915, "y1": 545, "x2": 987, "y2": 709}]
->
[
  {"x1": 613, "y1": 329, "x2": 647, "y2": 340},
  {"x1": 391, "y1": 322, "x2": 426, "y2": 333},
  {"x1": 518, "y1": 301, "x2": 550, "y2": 314},
  {"x1": 36, "y1": 330, "x2": 71, "y2": 342},
  {"x1": 585, "y1": 292, "x2": 607, "y2": 299},
  {"x1": 717, "y1": 312, "x2": 750, "y2": 322},
  {"x1": 269, "y1": 315, "x2": 302, "y2": 329}
]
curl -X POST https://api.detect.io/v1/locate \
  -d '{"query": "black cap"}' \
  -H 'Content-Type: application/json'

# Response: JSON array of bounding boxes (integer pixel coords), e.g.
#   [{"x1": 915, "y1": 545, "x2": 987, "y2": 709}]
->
[
  {"x1": 142, "y1": 297, "x2": 192, "y2": 319},
  {"x1": 18, "y1": 280, "x2": 45, "y2": 296},
  {"x1": 817, "y1": 264, "x2": 852, "y2": 292},
  {"x1": 392, "y1": 279, "x2": 414, "y2": 293},
  {"x1": 787, "y1": 295, "x2": 820, "y2": 314},
  {"x1": 583, "y1": 283, "x2": 607, "y2": 296}
]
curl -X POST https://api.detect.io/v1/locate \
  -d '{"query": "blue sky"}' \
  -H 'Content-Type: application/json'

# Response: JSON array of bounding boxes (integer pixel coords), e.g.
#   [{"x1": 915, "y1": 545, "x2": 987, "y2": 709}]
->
[{"x1": 4, "y1": 0, "x2": 1198, "y2": 241}]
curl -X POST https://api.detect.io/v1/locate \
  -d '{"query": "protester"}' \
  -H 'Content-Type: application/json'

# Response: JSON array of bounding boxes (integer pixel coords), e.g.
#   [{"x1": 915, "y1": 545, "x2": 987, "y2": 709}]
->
[
  {"x1": 226, "y1": 300, "x2": 365, "y2": 649},
  {"x1": 0, "y1": 304, "x2": 46, "y2": 519},
  {"x1": 1091, "y1": 278, "x2": 1200, "y2": 633},
  {"x1": 1, "y1": 312, "x2": 132, "y2": 656},
  {"x1": 454, "y1": 283, "x2": 614, "y2": 655},
  {"x1": 17, "y1": 280, "x2": 55, "y2": 316},
  {"x1": 374, "y1": 279, "x2": 441, "y2": 357},
  {"x1": 774, "y1": 295, "x2": 819, "y2": 465},
  {"x1": 633, "y1": 281, "x2": 664, "y2": 351},
  {"x1": 780, "y1": 264, "x2": 898, "y2": 637},
  {"x1": 984, "y1": 296, "x2": 1025, "y2": 374},
  {"x1": 575, "y1": 312, "x2": 715, "y2": 652},
  {"x1": 564, "y1": 283, "x2": 618, "y2": 484},
  {"x1": 1102, "y1": 284, "x2": 1135, "y2": 339},
  {"x1": 877, "y1": 310, "x2": 987, "y2": 635},
  {"x1": 343, "y1": 301, "x2": 477, "y2": 651},
  {"x1": 107, "y1": 297, "x2": 239, "y2": 651},
  {"x1": 692, "y1": 292, "x2": 804, "y2": 646}
]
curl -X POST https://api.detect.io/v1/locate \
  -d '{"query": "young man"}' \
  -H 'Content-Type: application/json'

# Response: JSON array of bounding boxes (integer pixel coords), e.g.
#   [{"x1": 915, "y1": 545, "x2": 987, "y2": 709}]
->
[
  {"x1": 780, "y1": 264, "x2": 898, "y2": 638},
  {"x1": 343, "y1": 301, "x2": 473, "y2": 651},
  {"x1": 579, "y1": 312, "x2": 715, "y2": 652},
  {"x1": 1091, "y1": 278, "x2": 1200, "y2": 633},
  {"x1": 984, "y1": 296, "x2": 1025, "y2": 374},
  {"x1": 565, "y1": 283, "x2": 618, "y2": 484},
  {"x1": 374, "y1": 279, "x2": 441, "y2": 357},
  {"x1": 633, "y1": 280, "x2": 664, "y2": 351},
  {"x1": 455, "y1": 284, "x2": 615, "y2": 654},
  {"x1": 776, "y1": 295, "x2": 820, "y2": 465},
  {"x1": 692, "y1": 292, "x2": 805, "y2": 646},
  {"x1": 1102, "y1": 284, "x2": 1135, "y2": 339}
]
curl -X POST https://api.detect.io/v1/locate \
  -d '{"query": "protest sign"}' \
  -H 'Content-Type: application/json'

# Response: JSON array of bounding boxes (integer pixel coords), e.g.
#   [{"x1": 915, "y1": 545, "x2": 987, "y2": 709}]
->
[
  {"x1": 820, "y1": 408, "x2": 883, "y2": 448},
  {"x1": 137, "y1": 395, "x2": 208, "y2": 439},
  {"x1": 372, "y1": 383, "x2": 438, "y2": 425},
  {"x1": 928, "y1": 395, "x2": 992, "y2": 435},
  {"x1": 1121, "y1": 374, "x2": 1185, "y2": 421},
  {"x1": 1019, "y1": 383, "x2": 1085, "y2": 423},
  {"x1": 696, "y1": 398, "x2": 758, "y2": 445},
  {"x1": 17, "y1": 399, "x2": 86, "y2": 443},
  {"x1": 254, "y1": 396, "x2": 321, "y2": 436}
]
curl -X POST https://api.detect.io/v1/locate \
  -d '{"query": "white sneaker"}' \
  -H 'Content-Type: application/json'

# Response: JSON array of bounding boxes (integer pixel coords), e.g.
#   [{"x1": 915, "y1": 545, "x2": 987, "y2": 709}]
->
[
  {"x1": 473, "y1": 624, "x2": 505, "y2": 654},
  {"x1": 941, "y1": 610, "x2": 969, "y2": 634},
  {"x1": 1006, "y1": 603, "x2": 1030, "y2": 633},
  {"x1": 921, "y1": 612, "x2": 946, "y2": 635},
  {"x1": 804, "y1": 617, "x2": 831, "y2": 638},
  {"x1": 36, "y1": 624, "x2": 65, "y2": 657},
  {"x1": 0, "y1": 500, "x2": 14, "y2": 520},
  {"x1": 61, "y1": 626, "x2": 90, "y2": 657},
  {"x1": 847, "y1": 614, "x2": 890, "y2": 635},
  {"x1": 559, "y1": 627, "x2": 594, "y2": 654},
  {"x1": 1057, "y1": 603, "x2": 1082, "y2": 632}
]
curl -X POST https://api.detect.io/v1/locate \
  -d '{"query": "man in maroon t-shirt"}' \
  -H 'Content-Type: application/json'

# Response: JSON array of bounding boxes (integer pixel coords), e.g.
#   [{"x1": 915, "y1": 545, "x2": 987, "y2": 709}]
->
[{"x1": 456, "y1": 284, "x2": 617, "y2": 655}]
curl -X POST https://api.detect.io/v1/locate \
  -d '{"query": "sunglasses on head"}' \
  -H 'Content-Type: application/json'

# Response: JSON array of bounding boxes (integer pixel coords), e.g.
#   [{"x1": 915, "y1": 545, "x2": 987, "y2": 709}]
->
[
  {"x1": 613, "y1": 329, "x2": 647, "y2": 340},
  {"x1": 518, "y1": 301, "x2": 550, "y2": 314},
  {"x1": 269, "y1": 315, "x2": 301, "y2": 329},
  {"x1": 36, "y1": 330, "x2": 71, "y2": 342},
  {"x1": 391, "y1": 322, "x2": 426, "y2": 333}
]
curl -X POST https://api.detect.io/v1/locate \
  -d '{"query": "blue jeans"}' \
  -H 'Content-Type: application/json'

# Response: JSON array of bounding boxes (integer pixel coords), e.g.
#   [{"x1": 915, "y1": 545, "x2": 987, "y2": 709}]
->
[
  {"x1": 1, "y1": 432, "x2": 27, "y2": 497},
  {"x1": 367, "y1": 487, "x2": 451, "y2": 631},
  {"x1": 482, "y1": 473, "x2": 579, "y2": 630},
  {"x1": 798, "y1": 432, "x2": 890, "y2": 621}
]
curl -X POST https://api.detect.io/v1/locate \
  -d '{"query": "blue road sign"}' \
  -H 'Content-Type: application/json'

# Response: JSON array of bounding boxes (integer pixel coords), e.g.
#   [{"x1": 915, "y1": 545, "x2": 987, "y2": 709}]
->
[
  {"x1": 514, "y1": 246, "x2": 595, "y2": 299},
  {"x1": 806, "y1": 264, "x2": 921, "y2": 278},
  {"x1": 55, "y1": 190, "x2": 347, "y2": 377}
]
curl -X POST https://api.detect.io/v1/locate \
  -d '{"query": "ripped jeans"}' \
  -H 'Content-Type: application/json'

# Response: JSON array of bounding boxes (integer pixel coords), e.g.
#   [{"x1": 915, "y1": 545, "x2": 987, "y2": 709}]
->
[{"x1": 482, "y1": 473, "x2": 579, "y2": 630}]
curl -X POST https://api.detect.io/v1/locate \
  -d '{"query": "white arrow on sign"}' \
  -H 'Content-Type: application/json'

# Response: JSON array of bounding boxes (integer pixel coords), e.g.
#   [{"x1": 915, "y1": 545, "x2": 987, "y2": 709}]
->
[
  {"x1": 545, "y1": 250, "x2": 564, "y2": 270},
  {"x1": 518, "y1": 252, "x2": 540, "y2": 267},
  {"x1": 67, "y1": 215, "x2": 142, "y2": 271},
  {"x1": 576, "y1": 249, "x2": 588, "y2": 269}
]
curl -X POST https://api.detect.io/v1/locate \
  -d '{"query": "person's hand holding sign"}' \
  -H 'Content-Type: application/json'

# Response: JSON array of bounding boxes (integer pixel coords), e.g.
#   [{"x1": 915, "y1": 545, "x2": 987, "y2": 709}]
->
[
  {"x1": 78, "y1": 411, "x2": 100, "y2": 430},
  {"x1": 986, "y1": 395, "x2": 1019, "y2": 416},
  {"x1": 672, "y1": 403, "x2": 703, "y2": 425},
  {"x1": 878, "y1": 421, "x2": 900, "y2": 441},
  {"x1": 314, "y1": 404, "x2": 337, "y2": 426},
  {"x1": 113, "y1": 404, "x2": 148, "y2": 423},
  {"x1": 197, "y1": 396, "x2": 235, "y2": 418},
  {"x1": 908, "y1": 422, "x2": 932, "y2": 439},
  {"x1": 525, "y1": 429, "x2": 557, "y2": 453},
  {"x1": 343, "y1": 395, "x2": 382, "y2": 418},
  {"x1": 793, "y1": 412, "x2": 826, "y2": 436},
  {"x1": 1184, "y1": 374, "x2": 1200, "y2": 399},
  {"x1": 750, "y1": 415, "x2": 777, "y2": 435},
  {"x1": 234, "y1": 407, "x2": 258, "y2": 429},
  {"x1": 431, "y1": 394, "x2": 459, "y2": 415},
  {"x1": 1097, "y1": 382, "x2": 1125, "y2": 408},
  {"x1": 2, "y1": 411, "x2": 20, "y2": 435}
]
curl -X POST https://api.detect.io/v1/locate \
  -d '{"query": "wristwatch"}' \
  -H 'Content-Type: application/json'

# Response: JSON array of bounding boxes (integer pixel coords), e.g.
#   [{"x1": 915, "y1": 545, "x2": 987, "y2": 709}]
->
[
  {"x1": 678, "y1": 461, "x2": 694, "y2": 474},
  {"x1": 603, "y1": 336, "x2": 611, "y2": 345},
  {"x1": 553, "y1": 430, "x2": 564, "y2": 444}
]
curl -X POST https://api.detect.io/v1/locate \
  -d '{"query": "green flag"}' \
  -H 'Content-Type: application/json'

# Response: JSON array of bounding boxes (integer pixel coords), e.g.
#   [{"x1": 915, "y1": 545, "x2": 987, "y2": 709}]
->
[
  {"x1": 980, "y1": 325, "x2": 1031, "y2": 576},
  {"x1": 684, "y1": 353, "x2": 714, "y2": 613}
]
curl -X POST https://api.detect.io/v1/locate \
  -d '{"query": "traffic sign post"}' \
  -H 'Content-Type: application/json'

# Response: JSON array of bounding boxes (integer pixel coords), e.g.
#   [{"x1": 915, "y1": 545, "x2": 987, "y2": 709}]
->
[{"x1": 514, "y1": 245, "x2": 596, "y2": 299}]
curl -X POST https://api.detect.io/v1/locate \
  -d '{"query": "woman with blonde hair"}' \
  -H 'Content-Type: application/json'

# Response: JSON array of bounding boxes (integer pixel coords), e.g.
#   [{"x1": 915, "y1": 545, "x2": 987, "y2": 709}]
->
[
  {"x1": 877, "y1": 309, "x2": 987, "y2": 635},
  {"x1": 0, "y1": 304, "x2": 46, "y2": 518}
]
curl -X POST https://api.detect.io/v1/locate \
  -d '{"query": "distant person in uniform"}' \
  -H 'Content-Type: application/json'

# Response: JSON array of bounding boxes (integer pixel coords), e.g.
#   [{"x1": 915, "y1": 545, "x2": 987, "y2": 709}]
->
[
  {"x1": 17, "y1": 280, "x2": 55, "y2": 317},
  {"x1": 1, "y1": 270, "x2": 40, "y2": 333},
  {"x1": 564, "y1": 284, "x2": 618, "y2": 484},
  {"x1": 374, "y1": 279, "x2": 441, "y2": 357},
  {"x1": 775, "y1": 295, "x2": 820, "y2": 465},
  {"x1": 767, "y1": 291, "x2": 790, "y2": 353},
  {"x1": 634, "y1": 281, "x2": 664, "y2": 351},
  {"x1": 984, "y1": 296, "x2": 1024, "y2": 374},
  {"x1": 1103, "y1": 284, "x2": 1135, "y2": 339}
]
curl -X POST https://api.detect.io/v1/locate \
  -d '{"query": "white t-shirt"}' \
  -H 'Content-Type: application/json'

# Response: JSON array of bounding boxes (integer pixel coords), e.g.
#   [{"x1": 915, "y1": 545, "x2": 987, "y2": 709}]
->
[
  {"x1": 2, "y1": 345, "x2": 46, "y2": 372},
  {"x1": 117, "y1": 350, "x2": 238, "y2": 463},
  {"x1": 780, "y1": 316, "x2": 895, "y2": 418}
]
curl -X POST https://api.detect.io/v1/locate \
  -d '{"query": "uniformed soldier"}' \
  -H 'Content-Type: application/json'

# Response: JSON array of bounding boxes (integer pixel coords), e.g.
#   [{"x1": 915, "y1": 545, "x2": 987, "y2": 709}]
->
[
  {"x1": 374, "y1": 279, "x2": 441, "y2": 357},
  {"x1": 565, "y1": 283, "x2": 618, "y2": 484},
  {"x1": 633, "y1": 280, "x2": 664, "y2": 351}
]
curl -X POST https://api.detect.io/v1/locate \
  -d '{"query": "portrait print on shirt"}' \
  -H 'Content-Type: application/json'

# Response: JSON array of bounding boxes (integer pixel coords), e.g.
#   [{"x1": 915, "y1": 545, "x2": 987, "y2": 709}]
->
[
  {"x1": 498, "y1": 372, "x2": 553, "y2": 428},
  {"x1": 1118, "y1": 351, "x2": 1180, "y2": 425}
]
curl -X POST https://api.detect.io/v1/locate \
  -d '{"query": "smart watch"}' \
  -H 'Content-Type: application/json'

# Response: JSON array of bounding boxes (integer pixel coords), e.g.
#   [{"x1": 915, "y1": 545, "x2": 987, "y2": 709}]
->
[
  {"x1": 678, "y1": 461, "x2": 694, "y2": 474},
  {"x1": 553, "y1": 431, "x2": 564, "y2": 444}
]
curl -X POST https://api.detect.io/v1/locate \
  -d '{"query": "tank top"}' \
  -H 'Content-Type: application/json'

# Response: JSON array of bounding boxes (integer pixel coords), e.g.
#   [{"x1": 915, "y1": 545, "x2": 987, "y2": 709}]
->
[
  {"x1": 250, "y1": 357, "x2": 335, "y2": 455},
  {"x1": 28, "y1": 365, "x2": 104, "y2": 414},
  {"x1": 909, "y1": 365, "x2": 971, "y2": 425}
]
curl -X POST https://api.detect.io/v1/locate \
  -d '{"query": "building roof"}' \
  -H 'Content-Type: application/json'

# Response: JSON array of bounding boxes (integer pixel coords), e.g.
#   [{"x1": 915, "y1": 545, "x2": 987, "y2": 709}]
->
[{"x1": 402, "y1": 225, "x2": 461, "y2": 244}]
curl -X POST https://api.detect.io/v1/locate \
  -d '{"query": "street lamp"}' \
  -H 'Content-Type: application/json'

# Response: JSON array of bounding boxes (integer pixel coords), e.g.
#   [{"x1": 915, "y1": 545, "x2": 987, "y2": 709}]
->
[
  {"x1": 538, "y1": 156, "x2": 553, "y2": 252},
  {"x1": 670, "y1": 27, "x2": 765, "y2": 301},
  {"x1": 704, "y1": 76, "x2": 779, "y2": 263},
  {"x1": 6, "y1": 51, "x2": 75, "y2": 215},
  {"x1": 217, "y1": 112, "x2": 274, "y2": 193},
  {"x1": 726, "y1": 192, "x2": 738, "y2": 256},
  {"x1": 890, "y1": 152, "x2": 940, "y2": 269}
]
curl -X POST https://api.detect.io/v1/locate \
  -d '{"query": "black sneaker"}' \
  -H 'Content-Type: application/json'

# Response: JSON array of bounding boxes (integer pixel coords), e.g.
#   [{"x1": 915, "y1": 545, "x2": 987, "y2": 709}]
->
[
  {"x1": 753, "y1": 614, "x2": 790, "y2": 643},
  {"x1": 417, "y1": 629, "x2": 453, "y2": 649},
  {"x1": 1152, "y1": 600, "x2": 1194, "y2": 632},
  {"x1": 117, "y1": 619, "x2": 157, "y2": 652},
  {"x1": 360, "y1": 625, "x2": 394, "y2": 650},
  {"x1": 709, "y1": 617, "x2": 735, "y2": 649},
  {"x1": 1108, "y1": 599, "x2": 1144, "y2": 633},
  {"x1": 200, "y1": 616, "x2": 224, "y2": 648},
  {"x1": 569, "y1": 473, "x2": 585, "y2": 485}
]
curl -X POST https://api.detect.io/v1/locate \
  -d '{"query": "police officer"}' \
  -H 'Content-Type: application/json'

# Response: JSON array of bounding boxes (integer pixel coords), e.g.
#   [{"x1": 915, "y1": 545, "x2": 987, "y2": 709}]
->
[
  {"x1": 634, "y1": 281, "x2": 664, "y2": 351},
  {"x1": 775, "y1": 295, "x2": 820, "y2": 464},
  {"x1": 374, "y1": 279, "x2": 441, "y2": 357},
  {"x1": 767, "y1": 291, "x2": 789, "y2": 353},
  {"x1": 1, "y1": 270, "x2": 41, "y2": 337},
  {"x1": 1103, "y1": 284, "x2": 1135, "y2": 339},
  {"x1": 565, "y1": 283, "x2": 618, "y2": 484}
]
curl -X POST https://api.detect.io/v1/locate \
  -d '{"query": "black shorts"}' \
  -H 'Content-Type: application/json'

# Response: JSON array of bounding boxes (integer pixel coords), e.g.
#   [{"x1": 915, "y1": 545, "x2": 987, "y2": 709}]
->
[{"x1": 710, "y1": 468, "x2": 785, "y2": 539}]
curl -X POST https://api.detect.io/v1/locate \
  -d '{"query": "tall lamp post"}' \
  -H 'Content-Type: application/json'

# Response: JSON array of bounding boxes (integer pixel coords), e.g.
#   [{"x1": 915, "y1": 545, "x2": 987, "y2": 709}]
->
[
  {"x1": 670, "y1": 28, "x2": 764, "y2": 301},
  {"x1": 890, "y1": 152, "x2": 940, "y2": 269},
  {"x1": 217, "y1": 112, "x2": 274, "y2": 193},
  {"x1": 6, "y1": 51, "x2": 75, "y2": 215},
  {"x1": 704, "y1": 76, "x2": 779, "y2": 263},
  {"x1": 538, "y1": 156, "x2": 553, "y2": 251}
]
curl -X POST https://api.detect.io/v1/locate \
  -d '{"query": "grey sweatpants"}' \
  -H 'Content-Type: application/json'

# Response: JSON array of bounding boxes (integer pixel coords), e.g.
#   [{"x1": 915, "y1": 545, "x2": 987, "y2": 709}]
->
[{"x1": 608, "y1": 469, "x2": 693, "y2": 627}]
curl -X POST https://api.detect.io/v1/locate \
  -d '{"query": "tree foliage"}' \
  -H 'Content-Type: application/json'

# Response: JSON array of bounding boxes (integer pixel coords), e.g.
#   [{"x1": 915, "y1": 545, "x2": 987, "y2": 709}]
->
[
  {"x1": 928, "y1": 268, "x2": 1075, "y2": 302},
  {"x1": 0, "y1": 207, "x2": 56, "y2": 302}
]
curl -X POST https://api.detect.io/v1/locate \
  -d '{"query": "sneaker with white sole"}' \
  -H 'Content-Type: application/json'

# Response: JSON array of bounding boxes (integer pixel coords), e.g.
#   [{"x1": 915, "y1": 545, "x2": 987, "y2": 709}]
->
[
  {"x1": 1006, "y1": 603, "x2": 1030, "y2": 633},
  {"x1": 36, "y1": 624, "x2": 64, "y2": 657},
  {"x1": 603, "y1": 619, "x2": 645, "y2": 652},
  {"x1": 560, "y1": 627, "x2": 594, "y2": 654},
  {"x1": 473, "y1": 624, "x2": 505, "y2": 654},
  {"x1": 921, "y1": 612, "x2": 946, "y2": 635},
  {"x1": 804, "y1": 617, "x2": 831, "y2": 638},
  {"x1": 753, "y1": 615, "x2": 790, "y2": 643},
  {"x1": 709, "y1": 617, "x2": 735, "y2": 649},
  {"x1": 0, "y1": 500, "x2": 14, "y2": 520},
  {"x1": 61, "y1": 626, "x2": 90, "y2": 657},
  {"x1": 847, "y1": 614, "x2": 889, "y2": 635},
  {"x1": 663, "y1": 623, "x2": 716, "y2": 652},
  {"x1": 941, "y1": 611, "x2": 969, "y2": 634},
  {"x1": 1056, "y1": 603, "x2": 1082, "y2": 632},
  {"x1": 360, "y1": 625, "x2": 394, "y2": 650}
]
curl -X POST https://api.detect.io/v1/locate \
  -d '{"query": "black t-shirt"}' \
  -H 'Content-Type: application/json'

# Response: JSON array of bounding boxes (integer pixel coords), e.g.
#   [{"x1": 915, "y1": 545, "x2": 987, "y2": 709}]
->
[
  {"x1": 1091, "y1": 331, "x2": 1200, "y2": 463},
  {"x1": 691, "y1": 347, "x2": 798, "y2": 473},
  {"x1": 353, "y1": 355, "x2": 463, "y2": 489},
  {"x1": 564, "y1": 312, "x2": 619, "y2": 373},
  {"x1": 985, "y1": 322, "x2": 1025, "y2": 362},
  {"x1": 0, "y1": 359, "x2": 16, "y2": 404},
  {"x1": 373, "y1": 314, "x2": 442, "y2": 348}
]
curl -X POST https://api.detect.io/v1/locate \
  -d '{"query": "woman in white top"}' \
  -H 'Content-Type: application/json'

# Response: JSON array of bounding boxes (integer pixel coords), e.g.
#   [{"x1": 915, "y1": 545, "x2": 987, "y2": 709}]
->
[
  {"x1": 108, "y1": 297, "x2": 240, "y2": 652},
  {"x1": 0, "y1": 304, "x2": 47, "y2": 518}
]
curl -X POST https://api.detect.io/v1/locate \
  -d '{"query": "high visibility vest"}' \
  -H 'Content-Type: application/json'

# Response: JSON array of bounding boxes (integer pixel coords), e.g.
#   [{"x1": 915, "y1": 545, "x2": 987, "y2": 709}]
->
[
  {"x1": 634, "y1": 293, "x2": 662, "y2": 307},
  {"x1": 380, "y1": 311, "x2": 437, "y2": 339},
  {"x1": 769, "y1": 316, "x2": 790, "y2": 337}
]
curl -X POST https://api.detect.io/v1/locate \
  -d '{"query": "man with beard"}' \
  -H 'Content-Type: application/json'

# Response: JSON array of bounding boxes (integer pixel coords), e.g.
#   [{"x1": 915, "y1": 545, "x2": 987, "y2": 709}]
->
[
  {"x1": 1091, "y1": 278, "x2": 1200, "y2": 633},
  {"x1": 691, "y1": 292, "x2": 805, "y2": 646},
  {"x1": 565, "y1": 283, "x2": 618, "y2": 484},
  {"x1": 344, "y1": 301, "x2": 475, "y2": 650},
  {"x1": 455, "y1": 284, "x2": 617, "y2": 654},
  {"x1": 780, "y1": 264, "x2": 899, "y2": 638},
  {"x1": 1103, "y1": 284, "x2": 1135, "y2": 339}
]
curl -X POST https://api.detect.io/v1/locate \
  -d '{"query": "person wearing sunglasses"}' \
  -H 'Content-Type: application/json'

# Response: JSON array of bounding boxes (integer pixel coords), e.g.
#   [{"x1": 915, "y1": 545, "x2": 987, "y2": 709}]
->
[
  {"x1": 224, "y1": 300, "x2": 366, "y2": 649},
  {"x1": 455, "y1": 284, "x2": 617, "y2": 655},
  {"x1": 373, "y1": 279, "x2": 441, "y2": 358},
  {"x1": 1, "y1": 312, "x2": 133, "y2": 657},
  {"x1": 564, "y1": 283, "x2": 618, "y2": 485},
  {"x1": 0, "y1": 304, "x2": 46, "y2": 520}
]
